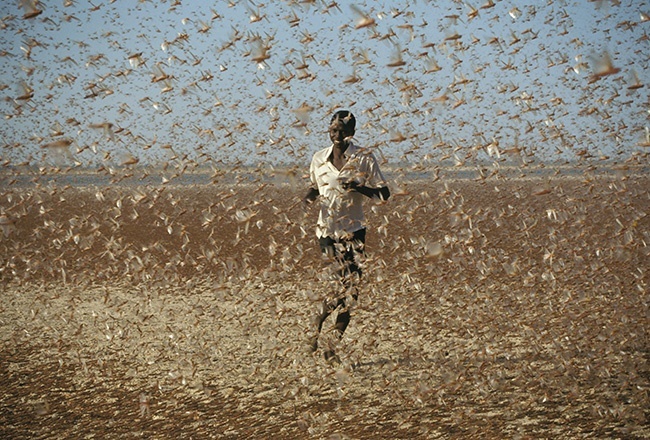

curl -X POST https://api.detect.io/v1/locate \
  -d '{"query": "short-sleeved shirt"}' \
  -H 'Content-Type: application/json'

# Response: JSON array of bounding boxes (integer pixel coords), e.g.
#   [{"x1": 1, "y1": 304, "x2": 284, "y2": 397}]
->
[{"x1": 309, "y1": 142, "x2": 387, "y2": 239}]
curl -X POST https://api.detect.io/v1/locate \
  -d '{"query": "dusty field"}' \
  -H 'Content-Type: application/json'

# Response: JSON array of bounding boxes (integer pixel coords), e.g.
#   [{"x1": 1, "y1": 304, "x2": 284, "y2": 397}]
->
[{"x1": 0, "y1": 170, "x2": 648, "y2": 439}]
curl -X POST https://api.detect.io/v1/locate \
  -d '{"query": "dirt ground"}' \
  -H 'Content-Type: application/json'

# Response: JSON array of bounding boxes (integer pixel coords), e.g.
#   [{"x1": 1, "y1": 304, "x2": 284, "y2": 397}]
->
[{"x1": 0, "y1": 170, "x2": 648, "y2": 439}]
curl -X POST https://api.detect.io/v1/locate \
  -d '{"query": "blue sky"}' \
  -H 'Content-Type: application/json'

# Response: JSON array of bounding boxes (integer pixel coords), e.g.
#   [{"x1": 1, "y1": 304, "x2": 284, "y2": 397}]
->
[{"x1": 0, "y1": 0, "x2": 648, "y2": 169}]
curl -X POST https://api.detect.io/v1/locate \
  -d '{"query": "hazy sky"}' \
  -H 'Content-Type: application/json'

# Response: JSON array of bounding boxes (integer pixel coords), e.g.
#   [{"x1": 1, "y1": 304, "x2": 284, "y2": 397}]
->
[{"x1": 0, "y1": 0, "x2": 648, "y2": 169}]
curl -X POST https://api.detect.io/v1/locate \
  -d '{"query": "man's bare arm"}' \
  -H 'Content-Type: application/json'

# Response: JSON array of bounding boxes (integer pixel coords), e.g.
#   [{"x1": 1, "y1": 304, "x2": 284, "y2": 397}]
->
[{"x1": 342, "y1": 181, "x2": 390, "y2": 201}]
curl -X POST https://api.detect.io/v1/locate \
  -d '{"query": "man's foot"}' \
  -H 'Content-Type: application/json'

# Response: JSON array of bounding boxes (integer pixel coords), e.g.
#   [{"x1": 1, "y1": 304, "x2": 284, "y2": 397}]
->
[
  {"x1": 307, "y1": 335, "x2": 319, "y2": 353},
  {"x1": 324, "y1": 350, "x2": 340, "y2": 365}
]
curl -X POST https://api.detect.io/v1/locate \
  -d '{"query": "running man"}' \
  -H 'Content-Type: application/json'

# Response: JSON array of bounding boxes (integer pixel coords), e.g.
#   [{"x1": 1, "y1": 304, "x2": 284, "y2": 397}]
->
[{"x1": 303, "y1": 110, "x2": 390, "y2": 362}]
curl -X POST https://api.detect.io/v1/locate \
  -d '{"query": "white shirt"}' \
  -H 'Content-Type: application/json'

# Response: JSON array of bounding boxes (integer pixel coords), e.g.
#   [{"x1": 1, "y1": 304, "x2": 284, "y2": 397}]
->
[{"x1": 309, "y1": 142, "x2": 387, "y2": 239}]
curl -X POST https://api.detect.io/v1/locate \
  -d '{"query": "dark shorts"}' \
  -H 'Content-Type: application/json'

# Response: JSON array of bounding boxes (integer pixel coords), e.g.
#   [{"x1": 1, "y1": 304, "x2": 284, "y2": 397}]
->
[{"x1": 318, "y1": 228, "x2": 366, "y2": 278}]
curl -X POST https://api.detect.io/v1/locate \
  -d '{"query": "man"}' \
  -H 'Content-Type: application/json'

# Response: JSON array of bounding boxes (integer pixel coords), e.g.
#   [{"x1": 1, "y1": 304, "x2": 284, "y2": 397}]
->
[{"x1": 303, "y1": 110, "x2": 390, "y2": 362}]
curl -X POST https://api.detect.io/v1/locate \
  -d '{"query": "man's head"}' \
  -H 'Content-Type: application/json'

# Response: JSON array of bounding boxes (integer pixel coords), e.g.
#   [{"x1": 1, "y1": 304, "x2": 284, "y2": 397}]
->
[{"x1": 329, "y1": 110, "x2": 355, "y2": 146}]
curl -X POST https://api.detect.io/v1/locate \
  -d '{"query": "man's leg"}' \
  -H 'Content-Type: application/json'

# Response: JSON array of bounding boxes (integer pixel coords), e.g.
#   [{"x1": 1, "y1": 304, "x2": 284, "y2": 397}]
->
[
  {"x1": 308, "y1": 236, "x2": 338, "y2": 352},
  {"x1": 324, "y1": 230, "x2": 365, "y2": 361},
  {"x1": 310, "y1": 231, "x2": 365, "y2": 359},
  {"x1": 333, "y1": 228, "x2": 365, "y2": 337}
]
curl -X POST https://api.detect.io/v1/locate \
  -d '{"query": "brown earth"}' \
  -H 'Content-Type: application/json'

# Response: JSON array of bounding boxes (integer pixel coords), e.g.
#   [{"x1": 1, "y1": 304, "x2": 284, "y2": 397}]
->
[{"x1": 0, "y1": 171, "x2": 648, "y2": 439}]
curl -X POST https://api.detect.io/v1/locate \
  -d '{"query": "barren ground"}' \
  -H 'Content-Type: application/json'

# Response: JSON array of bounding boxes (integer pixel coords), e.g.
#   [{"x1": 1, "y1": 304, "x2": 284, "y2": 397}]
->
[{"x1": 1, "y1": 171, "x2": 648, "y2": 439}]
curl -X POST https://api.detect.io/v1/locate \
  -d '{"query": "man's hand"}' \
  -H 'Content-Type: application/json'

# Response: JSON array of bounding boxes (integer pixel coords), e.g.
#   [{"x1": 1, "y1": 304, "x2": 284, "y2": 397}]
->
[
  {"x1": 303, "y1": 187, "x2": 319, "y2": 205},
  {"x1": 341, "y1": 180, "x2": 360, "y2": 192}
]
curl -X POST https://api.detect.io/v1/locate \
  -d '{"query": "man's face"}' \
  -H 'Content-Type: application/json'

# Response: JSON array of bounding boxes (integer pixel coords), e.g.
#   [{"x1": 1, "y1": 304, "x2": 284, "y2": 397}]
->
[{"x1": 329, "y1": 120, "x2": 352, "y2": 147}]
